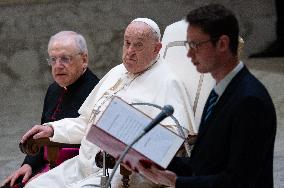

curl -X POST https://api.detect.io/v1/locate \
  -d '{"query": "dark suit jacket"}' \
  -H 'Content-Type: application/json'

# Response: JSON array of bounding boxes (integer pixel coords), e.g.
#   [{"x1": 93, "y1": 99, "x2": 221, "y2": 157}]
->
[
  {"x1": 168, "y1": 66, "x2": 276, "y2": 188},
  {"x1": 22, "y1": 68, "x2": 99, "y2": 174}
]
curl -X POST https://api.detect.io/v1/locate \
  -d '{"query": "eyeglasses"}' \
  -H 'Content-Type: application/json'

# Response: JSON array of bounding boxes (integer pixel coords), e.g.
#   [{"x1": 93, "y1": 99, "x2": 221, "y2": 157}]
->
[
  {"x1": 185, "y1": 38, "x2": 217, "y2": 51},
  {"x1": 46, "y1": 53, "x2": 82, "y2": 65}
]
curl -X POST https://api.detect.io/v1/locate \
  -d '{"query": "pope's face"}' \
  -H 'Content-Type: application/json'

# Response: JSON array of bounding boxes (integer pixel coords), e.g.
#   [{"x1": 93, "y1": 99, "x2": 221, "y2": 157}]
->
[
  {"x1": 48, "y1": 39, "x2": 87, "y2": 87},
  {"x1": 122, "y1": 22, "x2": 161, "y2": 74}
]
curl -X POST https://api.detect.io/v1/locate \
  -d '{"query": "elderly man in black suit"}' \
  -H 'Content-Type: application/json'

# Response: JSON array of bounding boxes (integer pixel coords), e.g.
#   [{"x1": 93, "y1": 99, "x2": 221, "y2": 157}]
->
[
  {"x1": 1, "y1": 31, "x2": 99, "y2": 188},
  {"x1": 136, "y1": 4, "x2": 276, "y2": 188}
]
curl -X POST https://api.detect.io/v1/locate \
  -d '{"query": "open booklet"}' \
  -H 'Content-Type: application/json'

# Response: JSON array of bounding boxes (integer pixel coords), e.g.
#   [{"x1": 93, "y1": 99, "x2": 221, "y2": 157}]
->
[{"x1": 86, "y1": 96, "x2": 184, "y2": 169}]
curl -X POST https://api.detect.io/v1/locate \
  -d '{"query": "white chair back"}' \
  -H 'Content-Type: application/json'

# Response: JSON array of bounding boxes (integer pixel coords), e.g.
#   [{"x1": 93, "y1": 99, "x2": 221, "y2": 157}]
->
[{"x1": 160, "y1": 20, "x2": 215, "y2": 132}]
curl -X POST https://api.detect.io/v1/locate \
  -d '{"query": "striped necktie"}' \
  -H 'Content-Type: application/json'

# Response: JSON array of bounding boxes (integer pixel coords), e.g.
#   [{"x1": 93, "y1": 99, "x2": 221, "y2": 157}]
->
[{"x1": 203, "y1": 89, "x2": 218, "y2": 122}]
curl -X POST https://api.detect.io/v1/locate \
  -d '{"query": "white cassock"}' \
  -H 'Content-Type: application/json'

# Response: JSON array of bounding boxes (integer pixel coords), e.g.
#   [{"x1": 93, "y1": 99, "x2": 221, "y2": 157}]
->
[{"x1": 24, "y1": 58, "x2": 195, "y2": 188}]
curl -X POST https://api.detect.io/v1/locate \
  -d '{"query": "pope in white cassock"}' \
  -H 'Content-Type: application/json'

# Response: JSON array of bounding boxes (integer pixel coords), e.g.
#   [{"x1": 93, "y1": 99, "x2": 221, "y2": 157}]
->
[{"x1": 21, "y1": 18, "x2": 195, "y2": 188}]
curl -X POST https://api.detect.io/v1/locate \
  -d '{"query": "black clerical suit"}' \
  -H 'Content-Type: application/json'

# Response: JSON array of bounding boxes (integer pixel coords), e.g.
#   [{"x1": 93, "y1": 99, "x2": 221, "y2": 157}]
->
[
  {"x1": 22, "y1": 68, "x2": 99, "y2": 177},
  {"x1": 168, "y1": 66, "x2": 276, "y2": 188}
]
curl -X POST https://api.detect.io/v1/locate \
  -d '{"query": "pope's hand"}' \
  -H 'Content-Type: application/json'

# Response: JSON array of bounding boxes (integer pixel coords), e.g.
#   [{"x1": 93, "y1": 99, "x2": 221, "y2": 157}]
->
[{"x1": 21, "y1": 124, "x2": 54, "y2": 143}]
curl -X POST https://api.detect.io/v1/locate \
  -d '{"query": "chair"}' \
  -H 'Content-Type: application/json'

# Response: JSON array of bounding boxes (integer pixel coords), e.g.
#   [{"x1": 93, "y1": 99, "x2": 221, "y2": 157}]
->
[
  {"x1": 160, "y1": 19, "x2": 215, "y2": 132},
  {"x1": 19, "y1": 138, "x2": 80, "y2": 169},
  {"x1": 19, "y1": 136, "x2": 132, "y2": 188}
]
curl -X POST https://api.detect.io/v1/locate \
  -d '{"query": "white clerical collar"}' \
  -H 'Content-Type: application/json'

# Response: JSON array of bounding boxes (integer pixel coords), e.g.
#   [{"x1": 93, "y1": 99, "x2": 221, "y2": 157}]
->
[
  {"x1": 125, "y1": 55, "x2": 160, "y2": 77},
  {"x1": 214, "y1": 61, "x2": 244, "y2": 98}
]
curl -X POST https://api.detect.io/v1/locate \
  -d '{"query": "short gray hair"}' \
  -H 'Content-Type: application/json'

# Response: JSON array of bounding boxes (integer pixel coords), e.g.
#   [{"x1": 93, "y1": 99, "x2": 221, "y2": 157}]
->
[{"x1": 48, "y1": 31, "x2": 88, "y2": 54}]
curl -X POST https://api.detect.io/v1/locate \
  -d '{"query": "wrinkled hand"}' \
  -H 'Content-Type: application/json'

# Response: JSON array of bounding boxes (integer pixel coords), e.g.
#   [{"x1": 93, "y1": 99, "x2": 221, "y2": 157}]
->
[
  {"x1": 137, "y1": 159, "x2": 177, "y2": 187},
  {"x1": 1, "y1": 164, "x2": 32, "y2": 187},
  {"x1": 21, "y1": 124, "x2": 54, "y2": 144}
]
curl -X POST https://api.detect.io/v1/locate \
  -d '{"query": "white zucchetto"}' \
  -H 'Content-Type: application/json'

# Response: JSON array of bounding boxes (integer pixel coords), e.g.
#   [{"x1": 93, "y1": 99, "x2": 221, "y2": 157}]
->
[{"x1": 131, "y1": 18, "x2": 161, "y2": 40}]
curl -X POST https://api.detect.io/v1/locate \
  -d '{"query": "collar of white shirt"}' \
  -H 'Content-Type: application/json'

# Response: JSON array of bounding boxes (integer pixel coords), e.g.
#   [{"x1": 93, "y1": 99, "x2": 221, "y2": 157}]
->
[{"x1": 214, "y1": 61, "x2": 244, "y2": 100}]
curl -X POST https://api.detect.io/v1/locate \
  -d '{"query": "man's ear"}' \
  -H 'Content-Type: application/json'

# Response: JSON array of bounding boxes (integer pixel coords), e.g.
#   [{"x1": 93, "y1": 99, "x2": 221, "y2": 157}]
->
[
  {"x1": 79, "y1": 53, "x2": 88, "y2": 72},
  {"x1": 81, "y1": 53, "x2": 88, "y2": 66},
  {"x1": 217, "y1": 35, "x2": 229, "y2": 52},
  {"x1": 153, "y1": 42, "x2": 162, "y2": 55}
]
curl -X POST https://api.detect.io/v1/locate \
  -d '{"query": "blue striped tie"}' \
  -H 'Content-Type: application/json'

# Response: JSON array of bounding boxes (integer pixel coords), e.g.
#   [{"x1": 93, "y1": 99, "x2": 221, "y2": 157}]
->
[{"x1": 203, "y1": 89, "x2": 218, "y2": 122}]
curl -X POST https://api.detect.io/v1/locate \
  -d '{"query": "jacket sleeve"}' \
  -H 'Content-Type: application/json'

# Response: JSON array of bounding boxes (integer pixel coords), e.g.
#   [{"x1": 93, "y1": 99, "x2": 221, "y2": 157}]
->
[{"x1": 22, "y1": 148, "x2": 45, "y2": 174}]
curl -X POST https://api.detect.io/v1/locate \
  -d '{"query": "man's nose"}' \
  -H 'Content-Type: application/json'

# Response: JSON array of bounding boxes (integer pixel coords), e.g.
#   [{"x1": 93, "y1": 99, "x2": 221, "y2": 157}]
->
[
  {"x1": 187, "y1": 48, "x2": 194, "y2": 58},
  {"x1": 127, "y1": 45, "x2": 136, "y2": 54}
]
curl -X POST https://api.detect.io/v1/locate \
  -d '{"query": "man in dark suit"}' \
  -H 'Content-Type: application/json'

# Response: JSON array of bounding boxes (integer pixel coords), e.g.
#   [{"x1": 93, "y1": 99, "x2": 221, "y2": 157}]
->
[
  {"x1": 1, "y1": 31, "x2": 99, "y2": 188},
  {"x1": 136, "y1": 4, "x2": 277, "y2": 188}
]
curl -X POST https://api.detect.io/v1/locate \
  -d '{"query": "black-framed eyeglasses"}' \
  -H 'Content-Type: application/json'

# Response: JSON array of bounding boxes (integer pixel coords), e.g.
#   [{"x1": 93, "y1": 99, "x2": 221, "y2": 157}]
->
[
  {"x1": 46, "y1": 52, "x2": 82, "y2": 66},
  {"x1": 185, "y1": 38, "x2": 217, "y2": 51}
]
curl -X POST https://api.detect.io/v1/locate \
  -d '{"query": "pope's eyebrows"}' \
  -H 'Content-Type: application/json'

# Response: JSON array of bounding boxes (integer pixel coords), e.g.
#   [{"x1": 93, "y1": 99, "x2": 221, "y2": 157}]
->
[{"x1": 124, "y1": 35, "x2": 146, "y2": 41}]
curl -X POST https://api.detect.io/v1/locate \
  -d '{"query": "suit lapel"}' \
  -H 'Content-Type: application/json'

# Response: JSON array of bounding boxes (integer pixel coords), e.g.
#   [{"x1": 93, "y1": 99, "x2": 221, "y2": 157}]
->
[{"x1": 196, "y1": 66, "x2": 249, "y2": 139}]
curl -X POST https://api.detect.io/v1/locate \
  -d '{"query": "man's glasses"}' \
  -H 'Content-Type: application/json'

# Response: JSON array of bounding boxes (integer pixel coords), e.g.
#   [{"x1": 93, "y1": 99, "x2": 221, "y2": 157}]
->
[
  {"x1": 185, "y1": 38, "x2": 217, "y2": 51},
  {"x1": 47, "y1": 53, "x2": 82, "y2": 65}
]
